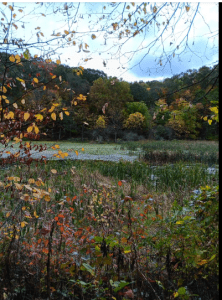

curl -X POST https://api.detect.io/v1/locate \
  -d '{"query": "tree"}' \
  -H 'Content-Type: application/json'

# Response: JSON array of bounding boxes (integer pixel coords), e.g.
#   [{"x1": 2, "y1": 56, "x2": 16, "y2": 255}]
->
[
  {"x1": 124, "y1": 101, "x2": 152, "y2": 130},
  {"x1": 123, "y1": 112, "x2": 146, "y2": 130},
  {"x1": 89, "y1": 77, "x2": 133, "y2": 142},
  {"x1": 81, "y1": 68, "x2": 107, "y2": 86},
  {"x1": 167, "y1": 98, "x2": 200, "y2": 139}
]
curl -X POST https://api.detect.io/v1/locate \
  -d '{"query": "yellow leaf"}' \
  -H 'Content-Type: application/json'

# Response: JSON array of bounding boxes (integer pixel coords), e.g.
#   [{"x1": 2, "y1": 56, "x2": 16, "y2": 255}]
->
[
  {"x1": 59, "y1": 76, "x2": 62, "y2": 82},
  {"x1": 27, "y1": 126, "x2": 33, "y2": 133},
  {"x1": 153, "y1": 6, "x2": 157, "y2": 13},
  {"x1": 2, "y1": 3, "x2": 7, "y2": 6},
  {"x1": 2, "y1": 86, "x2": 7, "y2": 93},
  {"x1": 64, "y1": 30, "x2": 69, "y2": 35},
  {"x1": 51, "y1": 112, "x2": 56, "y2": 121},
  {"x1": 35, "y1": 114, "x2": 43, "y2": 121},
  {"x1": 51, "y1": 169, "x2": 57, "y2": 174},
  {"x1": 18, "y1": 9, "x2": 23, "y2": 12},
  {"x1": 21, "y1": 221, "x2": 27, "y2": 228},
  {"x1": 59, "y1": 112, "x2": 63, "y2": 120},
  {"x1": 24, "y1": 112, "x2": 30, "y2": 121},
  {"x1": 198, "y1": 259, "x2": 208, "y2": 265},
  {"x1": 28, "y1": 178, "x2": 35, "y2": 184},
  {"x1": 6, "y1": 212, "x2": 11, "y2": 218},
  {"x1": 13, "y1": 137, "x2": 21, "y2": 144},
  {"x1": 34, "y1": 54, "x2": 38, "y2": 58},
  {"x1": 5, "y1": 99, "x2": 9, "y2": 103},
  {"x1": 174, "y1": 292, "x2": 179, "y2": 298},
  {"x1": 56, "y1": 59, "x2": 61, "y2": 65},
  {"x1": 41, "y1": 13, "x2": 46, "y2": 17},
  {"x1": 13, "y1": 103, "x2": 18, "y2": 109},
  {"x1": 203, "y1": 116, "x2": 207, "y2": 121},
  {"x1": 34, "y1": 126, "x2": 39, "y2": 134},
  {"x1": 33, "y1": 78, "x2": 38, "y2": 83},
  {"x1": 75, "y1": 150, "x2": 78, "y2": 156},
  {"x1": 91, "y1": 34, "x2": 96, "y2": 40},
  {"x1": 82, "y1": 148, "x2": 84, "y2": 151},
  {"x1": 9, "y1": 55, "x2": 15, "y2": 62},
  {"x1": 52, "y1": 75, "x2": 56, "y2": 79},
  {"x1": 208, "y1": 119, "x2": 212, "y2": 125},
  {"x1": 185, "y1": 6, "x2": 190, "y2": 12},
  {"x1": 124, "y1": 250, "x2": 131, "y2": 253},
  {"x1": 176, "y1": 221, "x2": 184, "y2": 225},
  {"x1": 48, "y1": 106, "x2": 55, "y2": 113},
  {"x1": 74, "y1": 101, "x2": 77, "y2": 106},
  {"x1": 8, "y1": 5, "x2": 13, "y2": 11},
  {"x1": 13, "y1": 13, "x2": 16, "y2": 18},
  {"x1": 34, "y1": 211, "x2": 39, "y2": 218},
  {"x1": 73, "y1": 41, "x2": 76, "y2": 45},
  {"x1": 54, "y1": 144, "x2": 60, "y2": 149},
  {"x1": 64, "y1": 111, "x2": 70, "y2": 116},
  {"x1": 43, "y1": 86, "x2": 46, "y2": 90}
]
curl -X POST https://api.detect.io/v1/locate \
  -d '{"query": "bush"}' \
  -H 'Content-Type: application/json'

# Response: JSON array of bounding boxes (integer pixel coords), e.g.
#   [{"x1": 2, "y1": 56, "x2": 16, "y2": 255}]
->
[
  {"x1": 149, "y1": 125, "x2": 175, "y2": 140},
  {"x1": 123, "y1": 131, "x2": 140, "y2": 141}
]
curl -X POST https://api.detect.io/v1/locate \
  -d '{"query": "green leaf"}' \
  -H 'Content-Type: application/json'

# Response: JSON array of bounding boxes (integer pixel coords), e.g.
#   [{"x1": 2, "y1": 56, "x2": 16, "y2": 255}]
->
[
  {"x1": 178, "y1": 287, "x2": 186, "y2": 295},
  {"x1": 23, "y1": 49, "x2": 31, "y2": 60},
  {"x1": 82, "y1": 263, "x2": 95, "y2": 276}
]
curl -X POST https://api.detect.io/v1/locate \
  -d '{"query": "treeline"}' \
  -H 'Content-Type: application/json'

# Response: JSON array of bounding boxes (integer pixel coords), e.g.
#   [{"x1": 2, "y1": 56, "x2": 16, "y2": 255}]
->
[{"x1": 0, "y1": 51, "x2": 218, "y2": 141}]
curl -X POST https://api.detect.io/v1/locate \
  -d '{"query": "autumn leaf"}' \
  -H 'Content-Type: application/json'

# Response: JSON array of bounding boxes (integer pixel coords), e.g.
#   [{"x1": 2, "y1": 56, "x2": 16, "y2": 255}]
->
[
  {"x1": 13, "y1": 103, "x2": 18, "y2": 109},
  {"x1": 27, "y1": 126, "x2": 33, "y2": 133},
  {"x1": 75, "y1": 150, "x2": 78, "y2": 156},
  {"x1": 59, "y1": 112, "x2": 63, "y2": 120},
  {"x1": 185, "y1": 6, "x2": 190, "y2": 12},
  {"x1": 33, "y1": 77, "x2": 38, "y2": 83},
  {"x1": 64, "y1": 30, "x2": 69, "y2": 35},
  {"x1": 64, "y1": 111, "x2": 70, "y2": 116},
  {"x1": 9, "y1": 55, "x2": 15, "y2": 62},
  {"x1": 118, "y1": 181, "x2": 122, "y2": 187},
  {"x1": 44, "y1": 195, "x2": 51, "y2": 202},
  {"x1": 24, "y1": 112, "x2": 30, "y2": 121},
  {"x1": 208, "y1": 119, "x2": 212, "y2": 125},
  {"x1": 34, "y1": 126, "x2": 39, "y2": 134},
  {"x1": 21, "y1": 221, "x2": 28, "y2": 228},
  {"x1": 2, "y1": 86, "x2": 7, "y2": 93},
  {"x1": 35, "y1": 114, "x2": 43, "y2": 121},
  {"x1": 51, "y1": 169, "x2": 57, "y2": 174},
  {"x1": 48, "y1": 106, "x2": 55, "y2": 113},
  {"x1": 153, "y1": 6, "x2": 157, "y2": 13},
  {"x1": 82, "y1": 148, "x2": 84, "y2": 151},
  {"x1": 51, "y1": 112, "x2": 56, "y2": 120},
  {"x1": 34, "y1": 211, "x2": 39, "y2": 218}
]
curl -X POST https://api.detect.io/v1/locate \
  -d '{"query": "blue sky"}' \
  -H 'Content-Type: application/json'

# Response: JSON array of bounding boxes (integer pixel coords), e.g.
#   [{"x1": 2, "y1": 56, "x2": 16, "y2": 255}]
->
[{"x1": 1, "y1": 1, "x2": 218, "y2": 82}]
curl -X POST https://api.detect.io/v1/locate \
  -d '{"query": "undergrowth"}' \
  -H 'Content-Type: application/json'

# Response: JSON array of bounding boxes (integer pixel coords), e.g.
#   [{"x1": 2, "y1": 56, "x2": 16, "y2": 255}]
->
[{"x1": 0, "y1": 157, "x2": 219, "y2": 300}]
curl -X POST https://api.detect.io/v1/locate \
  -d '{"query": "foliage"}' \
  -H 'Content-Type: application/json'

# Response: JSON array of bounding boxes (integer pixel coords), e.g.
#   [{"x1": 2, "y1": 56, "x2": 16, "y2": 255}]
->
[
  {"x1": 123, "y1": 112, "x2": 145, "y2": 130},
  {"x1": 124, "y1": 101, "x2": 152, "y2": 129},
  {"x1": 0, "y1": 155, "x2": 219, "y2": 299},
  {"x1": 95, "y1": 115, "x2": 106, "y2": 129}
]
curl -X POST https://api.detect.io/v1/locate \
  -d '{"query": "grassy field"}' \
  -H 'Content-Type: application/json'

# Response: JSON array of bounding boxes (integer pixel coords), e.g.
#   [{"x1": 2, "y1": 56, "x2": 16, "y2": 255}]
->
[{"x1": 0, "y1": 140, "x2": 219, "y2": 300}]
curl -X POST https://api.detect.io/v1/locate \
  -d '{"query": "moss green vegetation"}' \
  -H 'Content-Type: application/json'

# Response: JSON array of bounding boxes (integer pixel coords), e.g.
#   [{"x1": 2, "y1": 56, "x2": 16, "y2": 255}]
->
[{"x1": 0, "y1": 140, "x2": 219, "y2": 300}]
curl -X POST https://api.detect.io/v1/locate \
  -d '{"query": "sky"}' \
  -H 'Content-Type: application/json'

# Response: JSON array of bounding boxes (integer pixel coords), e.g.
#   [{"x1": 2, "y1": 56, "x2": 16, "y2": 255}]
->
[{"x1": 1, "y1": 1, "x2": 219, "y2": 83}]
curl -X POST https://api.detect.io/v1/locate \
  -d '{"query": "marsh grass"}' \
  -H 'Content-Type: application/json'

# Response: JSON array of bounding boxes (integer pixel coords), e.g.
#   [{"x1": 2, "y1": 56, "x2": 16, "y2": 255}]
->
[{"x1": 0, "y1": 141, "x2": 219, "y2": 300}]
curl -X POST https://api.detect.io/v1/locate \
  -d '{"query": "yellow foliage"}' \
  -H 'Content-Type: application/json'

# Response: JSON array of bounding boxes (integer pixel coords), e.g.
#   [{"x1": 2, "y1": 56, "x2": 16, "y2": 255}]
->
[{"x1": 96, "y1": 115, "x2": 106, "y2": 128}]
